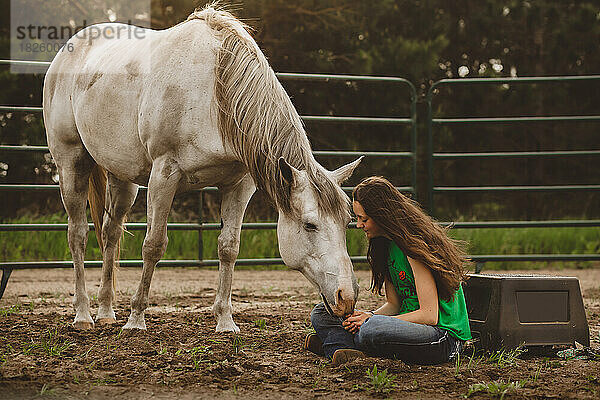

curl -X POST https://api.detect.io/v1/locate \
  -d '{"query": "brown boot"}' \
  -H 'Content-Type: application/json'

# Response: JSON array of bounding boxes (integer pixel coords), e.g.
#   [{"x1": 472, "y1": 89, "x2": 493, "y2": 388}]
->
[
  {"x1": 303, "y1": 333, "x2": 324, "y2": 356},
  {"x1": 332, "y1": 349, "x2": 366, "y2": 366}
]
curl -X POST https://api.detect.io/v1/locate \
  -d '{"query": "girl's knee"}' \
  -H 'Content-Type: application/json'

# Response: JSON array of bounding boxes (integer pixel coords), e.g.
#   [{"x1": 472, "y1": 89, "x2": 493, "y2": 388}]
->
[
  {"x1": 310, "y1": 303, "x2": 329, "y2": 328},
  {"x1": 356, "y1": 315, "x2": 380, "y2": 347}
]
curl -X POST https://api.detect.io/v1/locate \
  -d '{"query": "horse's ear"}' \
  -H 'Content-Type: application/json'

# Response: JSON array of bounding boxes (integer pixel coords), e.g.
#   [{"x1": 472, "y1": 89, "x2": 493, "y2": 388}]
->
[
  {"x1": 330, "y1": 156, "x2": 363, "y2": 185},
  {"x1": 278, "y1": 157, "x2": 298, "y2": 186}
]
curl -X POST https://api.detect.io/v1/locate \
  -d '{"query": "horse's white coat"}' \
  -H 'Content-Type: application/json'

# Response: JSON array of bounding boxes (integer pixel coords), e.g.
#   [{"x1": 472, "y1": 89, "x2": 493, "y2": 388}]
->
[{"x1": 43, "y1": 6, "x2": 361, "y2": 332}]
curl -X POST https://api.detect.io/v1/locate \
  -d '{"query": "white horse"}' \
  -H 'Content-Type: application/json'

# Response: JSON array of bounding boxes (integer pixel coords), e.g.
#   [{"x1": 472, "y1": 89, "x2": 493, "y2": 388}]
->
[{"x1": 43, "y1": 5, "x2": 361, "y2": 332}]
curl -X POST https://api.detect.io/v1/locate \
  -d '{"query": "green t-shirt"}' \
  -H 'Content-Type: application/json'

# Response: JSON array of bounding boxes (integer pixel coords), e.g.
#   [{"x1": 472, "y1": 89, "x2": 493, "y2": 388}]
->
[{"x1": 387, "y1": 241, "x2": 472, "y2": 341}]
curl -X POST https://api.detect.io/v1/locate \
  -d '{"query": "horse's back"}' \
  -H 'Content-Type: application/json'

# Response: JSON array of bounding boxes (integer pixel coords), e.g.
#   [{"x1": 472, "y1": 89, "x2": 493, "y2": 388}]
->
[{"x1": 44, "y1": 20, "x2": 223, "y2": 185}]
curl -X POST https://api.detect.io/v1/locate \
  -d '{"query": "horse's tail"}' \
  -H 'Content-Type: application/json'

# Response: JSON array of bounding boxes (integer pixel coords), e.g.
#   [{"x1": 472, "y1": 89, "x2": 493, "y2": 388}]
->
[{"x1": 88, "y1": 165, "x2": 120, "y2": 295}]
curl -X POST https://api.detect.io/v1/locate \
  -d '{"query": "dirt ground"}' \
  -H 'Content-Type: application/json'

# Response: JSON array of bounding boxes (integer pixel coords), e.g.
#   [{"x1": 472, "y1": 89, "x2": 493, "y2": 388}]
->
[{"x1": 1, "y1": 267, "x2": 599, "y2": 399}]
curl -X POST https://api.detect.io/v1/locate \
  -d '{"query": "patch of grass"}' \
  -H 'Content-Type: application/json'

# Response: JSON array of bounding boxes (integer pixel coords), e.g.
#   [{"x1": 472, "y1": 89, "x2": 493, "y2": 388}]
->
[
  {"x1": 450, "y1": 226, "x2": 600, "y2": 270},
  {"x1": 24, "y1": 328, "x2": 74, "y2": 357},
  {"x1": 189, "y1": 345, "x2": 211, "y2": 370},
  {"x1": 485, "y1": 345, "x2": 525, "y2": 368},
  {"x1": 254, "y1": 318, "x2": 267, "y2": 330},
  {"x1": 231, "y1": 335, "x2": 247, "y2": 355},
  {"x1": 366, "y1": 364, "x2": 396, "y2": 394},
  {"x1": 175, "y1": 344, "x2": 212, "y2": 370},
  {"x1": 465, "y1": 379, "x2": 527, "y2": 399},
  {"x1": 0, "y1": 304, "x2": 22, "y2": 316}
]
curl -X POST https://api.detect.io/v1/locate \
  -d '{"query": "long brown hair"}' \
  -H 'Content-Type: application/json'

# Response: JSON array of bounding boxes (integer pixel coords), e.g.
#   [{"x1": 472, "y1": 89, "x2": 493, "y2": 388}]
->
[{"x1": 352, "y1": 176, "x2": 469, "y2": 301}]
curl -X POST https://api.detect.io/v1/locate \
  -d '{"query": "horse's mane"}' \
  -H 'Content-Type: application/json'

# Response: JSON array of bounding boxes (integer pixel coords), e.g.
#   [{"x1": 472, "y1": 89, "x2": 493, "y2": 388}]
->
[{"x1": 187, "y1": 5, "x2": 349, "y2": 219}]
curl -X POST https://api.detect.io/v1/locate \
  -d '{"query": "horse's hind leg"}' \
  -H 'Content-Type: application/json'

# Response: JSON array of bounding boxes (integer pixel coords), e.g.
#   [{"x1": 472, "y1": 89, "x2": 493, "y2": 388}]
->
[
  {"x1": 123, "y1": 158, "x2": 180, "y2": 330},
  {"x1": 96, "y1": 174, "x2": 138, "y2": 325},
  {"x1": 55, "y1": 147, "x2": 95, "y2": 329},
  {"x1": 214, "y1": 174, "x2": 256, "y2": 333}
]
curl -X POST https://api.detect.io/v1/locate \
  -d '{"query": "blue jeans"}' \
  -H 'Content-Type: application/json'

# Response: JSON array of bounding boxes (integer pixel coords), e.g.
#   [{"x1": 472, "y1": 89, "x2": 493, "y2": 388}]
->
[{"x1": 310, "y1": 303, "x2": 463, "y2": 365}]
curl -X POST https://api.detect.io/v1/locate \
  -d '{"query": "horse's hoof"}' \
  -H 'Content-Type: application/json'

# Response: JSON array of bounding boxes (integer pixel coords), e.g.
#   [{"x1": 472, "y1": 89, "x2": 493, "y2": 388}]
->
[
  {"x1": 122, "y1": 318, "x2": 147, "y2": 331},
  {"x1": 216, "y1": 321, "x2": 240, "y2": 333},
  {"x1": 96, "y1": 318, "x2": 117, "y2": 326},
  {"x1": 122, "y1": 324, "x2": 146, "y2": 331},
  {"x1": 73, "y1": 321, "x2": 94, "y2": 330}
]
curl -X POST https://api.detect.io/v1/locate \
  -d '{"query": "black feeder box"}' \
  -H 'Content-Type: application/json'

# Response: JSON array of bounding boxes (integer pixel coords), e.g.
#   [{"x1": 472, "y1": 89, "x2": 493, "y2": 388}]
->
[{"x1": 463, "y1": 273, "x2": 590, "y2": 350}]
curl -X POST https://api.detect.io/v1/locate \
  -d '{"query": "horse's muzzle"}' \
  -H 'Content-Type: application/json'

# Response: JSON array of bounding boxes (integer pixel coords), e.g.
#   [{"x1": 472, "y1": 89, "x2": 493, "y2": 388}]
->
[{"x1": 322, "y1": 291, "x2": 356, "y2": 317}]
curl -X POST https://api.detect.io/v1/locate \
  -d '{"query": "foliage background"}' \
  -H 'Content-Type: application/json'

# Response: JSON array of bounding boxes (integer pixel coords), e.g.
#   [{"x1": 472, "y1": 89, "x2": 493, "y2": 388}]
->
[{"x1": 0, "y1": 0, "x2": 598, "y2": 224}]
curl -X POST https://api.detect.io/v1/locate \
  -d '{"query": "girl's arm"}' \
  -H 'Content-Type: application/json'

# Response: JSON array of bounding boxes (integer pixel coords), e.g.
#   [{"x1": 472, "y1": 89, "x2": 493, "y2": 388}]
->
[
  {"x1": 389, "y1": 256, "x2": 439, "y2": 325},
  {"x1": 343, "y1": 257, "x2": 439, "y2": 332},
  {"x1": 371, "y1": 278, "x2": 402, "y2": 316},
  {"x1": 342, "y1": 278, "x2": 401, "y2": 333}
]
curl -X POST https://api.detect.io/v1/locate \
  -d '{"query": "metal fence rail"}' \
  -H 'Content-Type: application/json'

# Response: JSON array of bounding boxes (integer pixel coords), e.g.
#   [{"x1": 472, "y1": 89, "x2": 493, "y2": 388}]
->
[{"x1": 426, "y1": 75, "x2": 600, "y2": 213}]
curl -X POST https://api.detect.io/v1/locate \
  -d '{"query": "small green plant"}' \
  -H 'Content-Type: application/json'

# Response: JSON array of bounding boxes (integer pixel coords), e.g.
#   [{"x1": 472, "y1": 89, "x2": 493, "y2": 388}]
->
[
  {"x1": 231, "y1": 335, "x2": 247, "y2": 354},
  {"x1": 158, "y1": 342, "x2": 167, "y2": 355},
  {"x1": 0, "y1": 304, "x2": 22, "y2": 316},
  {"x1": 465, "y1": 379, "x2": 526, "y2": 400},
  {"x1": 486, "y1": 345, "x2": 525, "y2": 368},
  {"x1": 39, "y1": 383, "x2": 56, "y2": 396},
  {"x1": 466, "y1": 349, "x2": 480, "y2": 371},
  {"x1": 410, "y1": 379, "x2": 419, "y2": 390},
  {"x1": 191, "y1": 346, "x2": 210, "y2": 365},
  {"x1": 254, "y1": 318, "x2": 267, "y2": 330},
  {"x1": 532, "y1": 362, "x2": 544, "y2": 384},
  {"x1": 24, "y1": 328, "x2": 74, "y2": 357},
  {"x1": 366, "y1": 364, "x2": 396, "y2": 394},
  {"x1": 81, "y1": 343, "x2": 96, "y2": 358},
  {"x1": 454, "y1": 352, "x2": 461, "y2": 376}
]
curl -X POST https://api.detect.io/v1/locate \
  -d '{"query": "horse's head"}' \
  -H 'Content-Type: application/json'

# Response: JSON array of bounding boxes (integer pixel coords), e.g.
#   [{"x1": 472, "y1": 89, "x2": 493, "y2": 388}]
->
[{"x1": 276, "y1": 157, "x2": 362, "y2": 317}]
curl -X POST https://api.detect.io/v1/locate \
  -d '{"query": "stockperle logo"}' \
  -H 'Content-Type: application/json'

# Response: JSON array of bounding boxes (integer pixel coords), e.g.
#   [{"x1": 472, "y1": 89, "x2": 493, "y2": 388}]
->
[
  {"x1": 10, "y1": 0, "x2": 151, "y2": 74},
  {"x1": 14, "y1": 21, "x2": 147, "y2": 41}
]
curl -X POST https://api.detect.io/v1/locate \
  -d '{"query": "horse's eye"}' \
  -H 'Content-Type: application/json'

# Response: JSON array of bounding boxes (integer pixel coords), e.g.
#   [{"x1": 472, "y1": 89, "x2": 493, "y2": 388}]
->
[{"x1": 303, "y1": 222, "x2": 317, "y2": 231}]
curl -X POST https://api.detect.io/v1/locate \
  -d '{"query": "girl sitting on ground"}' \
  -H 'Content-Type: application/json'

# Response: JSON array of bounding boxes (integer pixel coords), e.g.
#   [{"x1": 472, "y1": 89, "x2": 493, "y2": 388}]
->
[{"x1": 305, "y1": 176, "x2": 471, "y2": 366}]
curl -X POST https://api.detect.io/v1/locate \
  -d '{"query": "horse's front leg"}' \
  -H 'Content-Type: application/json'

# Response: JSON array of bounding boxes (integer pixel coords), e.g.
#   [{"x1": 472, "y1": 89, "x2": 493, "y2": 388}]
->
[
  {"x1": 123, "y1": 158, "x2": 180, "y2": 330},
  {"x1": 214, "y1": 174, "x2": 256, "y2": 332}
]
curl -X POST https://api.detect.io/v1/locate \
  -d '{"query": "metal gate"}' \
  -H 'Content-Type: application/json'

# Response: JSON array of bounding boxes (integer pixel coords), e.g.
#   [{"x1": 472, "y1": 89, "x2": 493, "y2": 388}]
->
[{"x1": 426, "y1": 76, "x2": 600, "y2": 271}]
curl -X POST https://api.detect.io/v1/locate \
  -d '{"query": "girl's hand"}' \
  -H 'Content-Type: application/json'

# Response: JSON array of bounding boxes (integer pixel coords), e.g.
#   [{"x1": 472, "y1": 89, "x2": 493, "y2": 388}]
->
[{"x1": 342, "y1": 310, "x2": 373, "y2": 334}]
